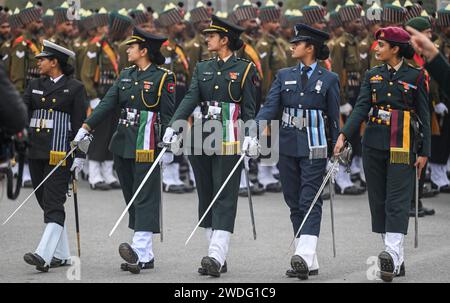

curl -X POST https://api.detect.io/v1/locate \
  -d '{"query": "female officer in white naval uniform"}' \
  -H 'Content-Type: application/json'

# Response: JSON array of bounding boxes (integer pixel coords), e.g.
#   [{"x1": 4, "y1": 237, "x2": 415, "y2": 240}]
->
[{"x1": 255, "y1": 24, "x2": 340, "y2": 280}]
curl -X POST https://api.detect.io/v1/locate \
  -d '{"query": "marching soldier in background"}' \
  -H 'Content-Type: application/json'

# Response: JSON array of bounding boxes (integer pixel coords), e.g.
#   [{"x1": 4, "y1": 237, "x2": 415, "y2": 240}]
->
[
  {"x1": 73, "y1": 28, "x2": 175, "y2": 274},
  {"x1": 327, "y1": 6, "x2": 344, "y2": 55},
  {"x1": 382, "y1": 1, "x2": 406, "y2": 27},
  {"x1": 429, "y1": 5, "x2": 450, "y2": 194},
  {"x1": 185, "y1": 2, "x2": 214, "y2": 75},
  {"x1": 51, "y1": 2, "x2": 75, "y2": 68},
  {"x1": 163, "y1": 15, "x2": 257, "y2": 277},
  {"x1": 42, "y1": 9, "x2": 55, "y2": 40},
  {"x1": 330, "y1": 0, "x2": 366, "y2": 195},
  {"x1": 74, "y1": 9, "x2": 95, "y2": 82},
  {"x1": 279, "y1": 9, "x2": 304, "y2": 68},
  {"x1": 129, "y1": 4, "x2": 156, "y2": 34},
  {"x1": 255, "y1": 0, "x2": 286, "y2": 193},
  {"x1": 22, "y1": 40, "x2": 86, "y2": 272},
  {"x1": 0, "y1": 7, "x2": 11, "y2": 48},
  {"x1": 0, "y1": 8, "x2": 24, "y2": 78},
  {"x1": 10, "y1": 2, "x2": 44, "y2": 188},
  {"x1": 335, "y1": 27, "x2": 431, "y2": 282},
  {"x1": 159, "y1": 3, "x2": 193, "y2": 193},
  {"x1": 404, "y1": 16, "x2": 437, "y2": 217},
  {"x1": 81, "y1": 8, "x2": 121, "y2": 190},
  {"x1": 359, "y1": 2, "x2": 382, "y2": 73},
  {"x1": 109, "y1": 9, "x2": 133, "y2": 71}
]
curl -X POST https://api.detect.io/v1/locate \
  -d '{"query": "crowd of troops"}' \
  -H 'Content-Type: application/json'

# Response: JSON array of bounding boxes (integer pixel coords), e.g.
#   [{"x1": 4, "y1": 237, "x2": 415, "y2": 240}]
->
[{"x1": 1, "y1": 0, "x2": 449, "y2": 281}]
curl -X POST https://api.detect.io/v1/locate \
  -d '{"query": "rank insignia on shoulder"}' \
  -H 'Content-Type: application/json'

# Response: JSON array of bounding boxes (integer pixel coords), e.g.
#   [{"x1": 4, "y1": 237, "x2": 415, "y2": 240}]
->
[
  {"x1": 339, "y1": 42, "x2": 345, "y2": 48},
  {"x1": 16, "y1": 50, "x2": 25, "y2": 58},
  {"x1": 87, "y1": 51, "x2": 97, "y2": 59},
  {"x1": 194, "y1": 43, "x2": 200, "y2": 48},
  {"x1": 360, "y1": 53, "x2": 368, "y2": 59},
  {"x1": 167, "y1": 83, "x2": 175, "y2": 93},
  {"x1": 229, "y1": 72, "x2": 238, "y2": 80},
  {"x1": 370, "y1": 75, "x2": 383, "y2": 83}
]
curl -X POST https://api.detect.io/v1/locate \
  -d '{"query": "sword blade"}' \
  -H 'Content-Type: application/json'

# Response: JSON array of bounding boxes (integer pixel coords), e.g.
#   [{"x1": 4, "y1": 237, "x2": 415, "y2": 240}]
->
[
  {"x1": 109, "y1": 147, "x2": 168, "y2": 237},
  {"x1": 2, "y1": 146, "x2": 77, "y2": 225},
  {"x1": 288, "y1": 160, "x2": 338, "y2": 251},
  {"x1": 159, "y1": 164, "x2": 164, "y2": 243},
  {"x1": 244, "y1": 164, "x2": 257, "y2": 240},
  {"x1": 185, "y1": 153, "x2": 245, "y2": 246},
  {"x1": 329, "y1": 177, "x2": 336, "y2": 258},
  {"x1": 415, "y1": 166, "x2": 419, "y2": 248}
]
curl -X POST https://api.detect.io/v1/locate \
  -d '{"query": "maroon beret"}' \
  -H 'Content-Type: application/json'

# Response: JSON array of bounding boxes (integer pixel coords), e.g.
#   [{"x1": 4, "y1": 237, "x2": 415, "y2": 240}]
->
[{"x1": 375, "y1": 26, "x2": 410, "y2": 44}]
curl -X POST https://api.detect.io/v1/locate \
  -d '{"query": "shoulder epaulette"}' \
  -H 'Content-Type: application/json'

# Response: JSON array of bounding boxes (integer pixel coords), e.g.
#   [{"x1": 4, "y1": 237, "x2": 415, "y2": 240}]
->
[
  {"x1": 157, "y1": 66, "x2": 173, "y2": 74},
  {"x1": 124, "y1": 65, "x2": 136, "y2": 70},
  {"x1": 236, "y1": 57, "x2": 252, "y2": 64},
  {"x1": 407, "y1": 63, "x2": 421, "y2": 71},
  {"x1": 199, "y1": 57, "x2": 215, "y2": 63}
]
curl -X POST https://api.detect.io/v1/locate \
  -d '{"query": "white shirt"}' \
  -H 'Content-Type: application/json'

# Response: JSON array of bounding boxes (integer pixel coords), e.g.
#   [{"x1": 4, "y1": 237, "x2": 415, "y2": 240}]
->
[
  {"x1": 218, "y1": 54, "x2": 233, "y2": 63},
  {"x1": 50, "y1": 74, "x2": 64, "y2": 83},
  {"x1": 139, "y1": 63, "x2": 152, "y2": 71},
  {"x1": 388, "y1": 60, "x2": 403, "y2": 72}
]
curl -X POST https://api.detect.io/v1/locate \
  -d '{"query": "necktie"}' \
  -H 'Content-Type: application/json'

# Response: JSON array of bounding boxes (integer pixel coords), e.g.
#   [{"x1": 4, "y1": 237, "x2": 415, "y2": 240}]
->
[
  {"x1": 301, "y1": 66, "x2": 311, "y2": 89},
  {"x1": 389, "y1": 67, "x2": 396, "y2": 80},
  {"x1": 218, "y1": 59, "x2": 224, "y2": 69}
]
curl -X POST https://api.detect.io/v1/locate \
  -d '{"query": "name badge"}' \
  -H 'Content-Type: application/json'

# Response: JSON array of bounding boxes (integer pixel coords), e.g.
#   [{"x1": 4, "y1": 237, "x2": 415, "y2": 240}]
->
[
  {"x1": 63, "y1": 89, "x2": 69, "y2": 93},
  {"x1": 284, "y1": 81, "x2": 297, "y2": 85},
  {"x1": 32, "y1": 89, "x2": 43, "y2": 95},
  {"x1": 315, "y1": 80, "x2": 323, "y2": 93}
]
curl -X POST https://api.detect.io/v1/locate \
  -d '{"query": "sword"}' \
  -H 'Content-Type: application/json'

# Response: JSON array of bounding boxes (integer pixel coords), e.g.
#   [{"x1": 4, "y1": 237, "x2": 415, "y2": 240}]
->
[
  {"x1": 2, "y1": 145, "x2": 77, "y2": 225},
  {"x1": 72, "y1": 173, "x2": 81, "y2": 257},
  {"x1": 244, "y1": 161, "x2": 257, "y2": 240},
  {"x1": 288, "y1": 143, "x2": 352, "y2": 251},
  {"x1": 109, "y1": 146, "x2": 168, "y2": 237},
  {"x1": 159, "y1": 163, "x2": 164, "y2": 243},
  {"x1": 185, "y1": 153, "x2": 245, "y2": 246},
  {"x1": 329, "y1": 174, "x2": 336, "y2": 257},
  {"x1": 288, "y1": 160, "x2": 339, "y2": 250},
  {"x1": 415, "y1": 166, "x2": 419, "y2": 248}
]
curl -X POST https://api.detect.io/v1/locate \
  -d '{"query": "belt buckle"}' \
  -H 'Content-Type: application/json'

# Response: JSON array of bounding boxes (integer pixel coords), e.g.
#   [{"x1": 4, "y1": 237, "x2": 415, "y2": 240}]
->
[{"x1": 291, "y1": 116, "x2": 301, "y2": 129}]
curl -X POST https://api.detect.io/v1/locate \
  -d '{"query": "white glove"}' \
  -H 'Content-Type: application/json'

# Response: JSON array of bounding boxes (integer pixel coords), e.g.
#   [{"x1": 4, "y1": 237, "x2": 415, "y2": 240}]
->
[
  {"x1": 70, "y1": 157, "x2": 85, "y2": 180},
  {"x1": 161, "y1": 152, "x2": 174, "y2": 165},
  {"x1": 72, "y1": 128, "x2": 91, "y2": 153},
  {"x1": 434, "y1": 102, "x2": 448, "y2": 116},
  {"x1": 89, "y1": 98, "x2": 101, "y2": 109},
  {"x1": 162, "y1": 127, "x2": 181, "y2": 151},
  {"x1": 242, "y1": 136, "x2": 260, "y2": 159},
  {"x1": 340, "y1": 103, "x2": 353, "y2": 116}
]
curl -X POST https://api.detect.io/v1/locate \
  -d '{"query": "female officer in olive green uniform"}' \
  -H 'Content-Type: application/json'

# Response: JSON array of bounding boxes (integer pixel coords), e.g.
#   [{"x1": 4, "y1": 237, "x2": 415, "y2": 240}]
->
[
  {"x1": 334, "y1": 27, "x2": 431, "y2": 282},
  {"x1": 163, "y1": 15, "x2": 257, "y2": 278},
  {"x1": 73, "y1": 28, "x2": 176, "y2": 274}
]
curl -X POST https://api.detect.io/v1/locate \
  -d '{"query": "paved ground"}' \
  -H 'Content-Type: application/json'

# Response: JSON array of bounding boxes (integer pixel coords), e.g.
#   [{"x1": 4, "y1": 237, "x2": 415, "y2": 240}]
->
[{"x1": 0, "y1": 180, "x2": 449, "y2": 283}]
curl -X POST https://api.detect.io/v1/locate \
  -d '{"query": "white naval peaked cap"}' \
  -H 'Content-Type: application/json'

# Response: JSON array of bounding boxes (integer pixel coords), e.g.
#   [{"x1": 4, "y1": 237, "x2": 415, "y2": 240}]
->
[{"x1": 37, "y1": 40, "x2": 76, "y2": 59}]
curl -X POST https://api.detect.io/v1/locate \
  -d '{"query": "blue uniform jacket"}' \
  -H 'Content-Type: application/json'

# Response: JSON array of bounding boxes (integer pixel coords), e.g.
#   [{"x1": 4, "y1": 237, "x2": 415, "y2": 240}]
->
[{"x1": 256, "y1": 63, "x2": 340, "y2": 158}]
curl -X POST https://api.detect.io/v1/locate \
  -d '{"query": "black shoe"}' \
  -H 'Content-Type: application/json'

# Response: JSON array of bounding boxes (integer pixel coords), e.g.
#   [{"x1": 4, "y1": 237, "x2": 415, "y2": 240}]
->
[
  {"x1": 285, "y1": 268, "x2": 318, "y2": 278},
  {"x1": 108, "y1": 181, "x2": 121, "y2": 189},
  {"x1": 350, "y1": 173, "x2": 361, "y2": 183},
  {"x1": 198, "y1": 260, "x2": 227, "y2": 275},
  {"x1": 200, "y1": 256, "x2": 222, "y2": 277},
  {"x1": 90, "y1": 182, "x2": 111, "y2": 190},
  {"x1": 290, "y1": 255, "x2": 309, "y2": 280},
  {"x1": 422, "y1": 185, "x2": 439, "y2": 198},
  {"x1": 422, "y1": 206, "x2": 435, "y2": 216},
  {"x1": 121, "y1": 259, "x2": 154, "y2": 272},
  {"x1": 396, "y1": 262, "x2": 405, "y2": 277},
  {"x1": 24, "y1": 253, "x2": 49, "y2": 272},
  {"x1": 118, "y1": 243, "x2": 139, "y2": 264},
  {"x1": 378, "y1": 251, "x2": 395, "y2": 282},
  {"x1": 409, "y1": 208, "x2": 425, "y2": 217},
  {"x1": 23, "y1": 180, "x2": 33, "y2": 188},
  {"x1": 335, "y1": 184, "x2": 366, "y2": 195},
  {"x1": 162, "y1": 183, "x2": 185, "y2": 194},
  {"x1": 50, "y1": 257, "x2": 70, "y2": 268},
  {"x1": 183, "y1": 181, "x2": 195, "y2": 193},
  {"x1": 431, "y1": 182, "x2": 450, "y2": 193},
  {"x1": 265, "y1": 181, "x2": 282, "y2": 193}
]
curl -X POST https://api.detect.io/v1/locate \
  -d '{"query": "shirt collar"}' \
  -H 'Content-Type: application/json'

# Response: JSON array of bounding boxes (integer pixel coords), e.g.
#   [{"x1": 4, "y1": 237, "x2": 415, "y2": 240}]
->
[
  {"x1": 300, "y1": 61, "x2": 318, "y2": 72},
  {"x1": 219, "y1": 54, "x2": 233, "y2": 63},
  {"x1": 139, "y1": 63, "x2": 152, "y2": 72},
  {"x1": 388, "y1": 59, "x2": 403, "y2": 72},
  {"x1": 50, "y1": 74, "x2": 64, "y2": 83}
]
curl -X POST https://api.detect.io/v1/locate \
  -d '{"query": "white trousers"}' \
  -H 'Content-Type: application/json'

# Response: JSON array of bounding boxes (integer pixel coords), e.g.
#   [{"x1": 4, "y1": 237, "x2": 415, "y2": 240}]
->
[{"x1": 131, "y1": 231, "x2": 154, "y2": 263}]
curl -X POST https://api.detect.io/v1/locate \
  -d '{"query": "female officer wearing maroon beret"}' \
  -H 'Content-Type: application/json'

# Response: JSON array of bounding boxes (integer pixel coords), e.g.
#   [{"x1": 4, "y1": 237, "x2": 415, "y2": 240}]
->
[{"x1": 334, "y1": 27, "x2": 431, "y2": 282}]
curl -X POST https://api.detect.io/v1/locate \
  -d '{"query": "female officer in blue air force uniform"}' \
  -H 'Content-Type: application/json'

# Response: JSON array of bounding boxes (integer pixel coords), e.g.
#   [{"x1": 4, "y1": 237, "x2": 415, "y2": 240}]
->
[
  {"x1": 255, "y1": 24, "x2": 340, "y2": 280},
  {"x1": 334, "y1": 27, "x2": 431, "y2": 282}
]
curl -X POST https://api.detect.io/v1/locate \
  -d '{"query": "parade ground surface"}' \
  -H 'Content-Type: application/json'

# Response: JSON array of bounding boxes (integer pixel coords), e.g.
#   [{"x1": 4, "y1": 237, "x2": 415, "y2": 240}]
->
[{"x1": 1, "y1": 182, "x2": 449, "y2": 283}]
